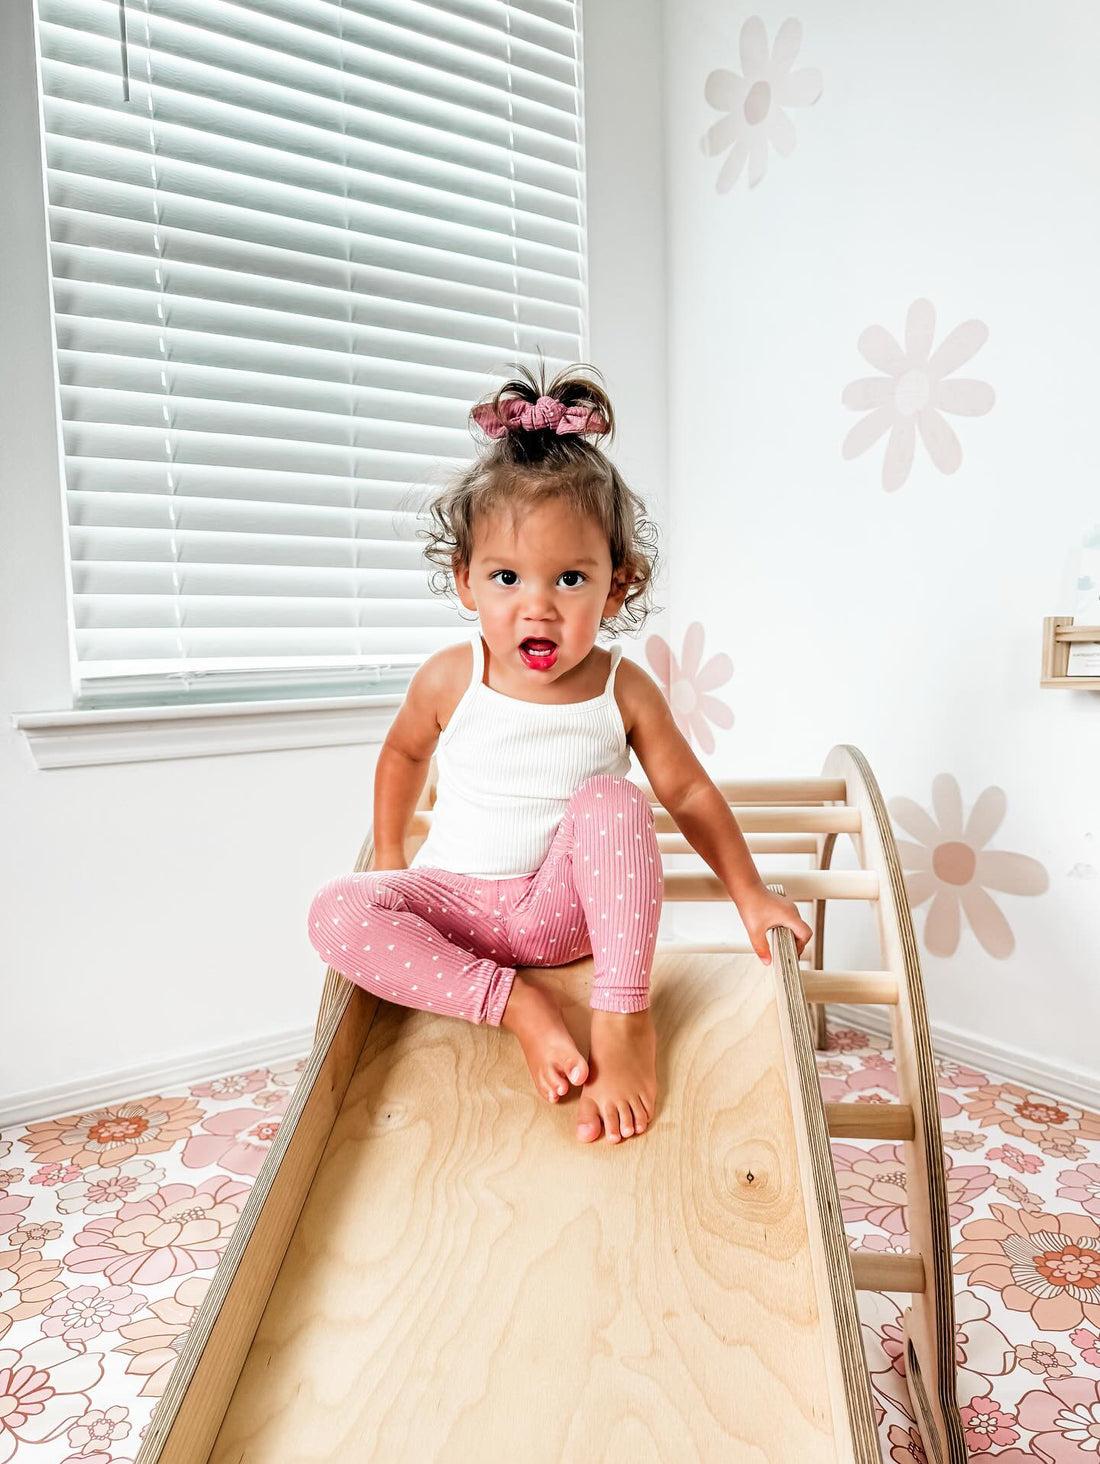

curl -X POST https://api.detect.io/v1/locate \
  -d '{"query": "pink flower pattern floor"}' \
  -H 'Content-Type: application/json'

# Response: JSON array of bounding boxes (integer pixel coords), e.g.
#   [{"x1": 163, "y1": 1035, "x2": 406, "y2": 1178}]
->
[{"x1": 2, "y1": 1024, "x2": 1099, "y2": 1462}]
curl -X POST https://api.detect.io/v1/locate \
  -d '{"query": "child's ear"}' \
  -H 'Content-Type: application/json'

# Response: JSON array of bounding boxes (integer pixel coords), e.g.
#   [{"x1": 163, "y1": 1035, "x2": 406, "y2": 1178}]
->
[
  {"x1": 602, "y1": 567, "x2": 633, "y2": 618},
  {"x1": 454, "y1": 557, "x2": 477, "y2": 612}
]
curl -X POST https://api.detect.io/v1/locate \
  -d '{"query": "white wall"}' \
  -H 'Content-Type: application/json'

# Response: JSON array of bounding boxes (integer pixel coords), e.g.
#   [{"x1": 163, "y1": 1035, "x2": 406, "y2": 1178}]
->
[
  {"x1": 0, "y1": 0, "x2": 669, "y2": 1119},
  {"x1": 659, "y1": 0, "x2": 1100, "y2": 1091},
  {"x1": 9, "y1": 0, "x2": 1093, "y2": 1119}
]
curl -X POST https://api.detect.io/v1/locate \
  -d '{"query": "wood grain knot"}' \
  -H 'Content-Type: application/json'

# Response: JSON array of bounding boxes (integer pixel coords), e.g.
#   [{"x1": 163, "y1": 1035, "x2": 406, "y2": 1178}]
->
[
  {"x1": 722, "y1": 1139, "x2": 783, "y2": 1211},
  {"x1": 369, "y1": 1102, "x2": 409, "y2": 1130}
]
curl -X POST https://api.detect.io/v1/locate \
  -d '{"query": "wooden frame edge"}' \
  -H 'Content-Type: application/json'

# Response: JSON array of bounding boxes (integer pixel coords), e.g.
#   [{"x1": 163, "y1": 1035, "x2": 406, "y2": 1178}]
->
[
  {"x1": 767, "y1": 905, "x2": 883, "y2": 1463},
  {"x1": 823, "y1": 744, "x2": 967, "y2": 1464}
]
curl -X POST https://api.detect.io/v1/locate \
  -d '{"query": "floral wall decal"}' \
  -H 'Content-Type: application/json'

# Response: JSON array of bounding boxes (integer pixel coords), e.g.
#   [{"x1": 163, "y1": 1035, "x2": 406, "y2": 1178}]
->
[
  {"x1": 842, "y1": 298, "x2": 995, "y2": 492},
  {"x1": 644, "y1": 621, "x2": 733, "y2": 754},
  {"x1": 888, "y1": 773, "x2": 1048, "y2": 958},
  {"x1": 702, "y1": 16, "x2": 822, "y2": 191}
]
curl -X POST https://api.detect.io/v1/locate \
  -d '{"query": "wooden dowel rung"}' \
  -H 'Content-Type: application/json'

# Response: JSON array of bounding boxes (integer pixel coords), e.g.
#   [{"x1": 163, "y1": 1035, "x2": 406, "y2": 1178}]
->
[
  {"x1": 824, "y1": 1103, "x2": 915, "y2": 1140},
  {"x1": 663, "y1": 870, "x2": 878, "y2": 902},
  {"x1": 1053, "y1": 622, "x2": 1100, "y2": 643},
  {"x1": 752, "y1": 836, "x2": 821, "y2": 854},
  {"x1": 801, "y1": 972, "x2": 899, "y2": 1005},
  {"x1": 652, "y1": 806, "x2": 859, "y2": 834},
  {"x1": 657, "y1": 833, "x2": 820, "y2": 854},
  {"x1": 850, "y1": 1250, "x2": 926, "y2": 1293},
  {"x1": 655, "y1": 953, "x2": 898, "y2": 995},
  {"x1": 640, "y1": 777, "x2": 848, "y2": 805}
]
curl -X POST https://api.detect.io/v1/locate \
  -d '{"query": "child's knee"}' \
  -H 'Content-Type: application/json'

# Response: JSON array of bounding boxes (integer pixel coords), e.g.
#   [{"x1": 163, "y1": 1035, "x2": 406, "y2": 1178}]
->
[
  {"x1": 307, "y1": 872, "x2": 400, "y2": 950},
  {"x1": 573, "y1": 774, "x2": 654, "y2": 827}
]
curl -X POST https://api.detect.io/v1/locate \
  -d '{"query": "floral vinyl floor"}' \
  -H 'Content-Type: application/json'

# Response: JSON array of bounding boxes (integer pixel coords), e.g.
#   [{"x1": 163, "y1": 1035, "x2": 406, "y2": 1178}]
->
[{"x1": 2, "y1": 1022, "x2": 1099, "y2": 1463}]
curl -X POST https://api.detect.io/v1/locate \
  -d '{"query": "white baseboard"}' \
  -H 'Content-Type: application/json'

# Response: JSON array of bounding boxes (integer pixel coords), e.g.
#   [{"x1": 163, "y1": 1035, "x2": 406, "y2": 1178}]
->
[
  {"x1": 4, "y1": 1009, "x2": 1097, "y2": 1133},
  {"x1": 828, "y1": 1005, "x2": 1100, "y2": 1112},
  {"x1": 0, "y1": 1025, "x2": 315, "y2": 1131}
]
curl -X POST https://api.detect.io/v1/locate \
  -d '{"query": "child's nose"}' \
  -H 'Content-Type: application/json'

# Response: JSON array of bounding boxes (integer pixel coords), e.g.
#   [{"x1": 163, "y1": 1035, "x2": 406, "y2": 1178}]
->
[{"x1": 521, "y1": 587, "x2": 558, "y2": 619}]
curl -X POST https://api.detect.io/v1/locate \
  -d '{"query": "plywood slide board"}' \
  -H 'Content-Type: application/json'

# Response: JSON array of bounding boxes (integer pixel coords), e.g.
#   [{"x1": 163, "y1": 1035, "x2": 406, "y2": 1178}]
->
[{"x1": 187, "y1": 950, "x2": 875, "y2": 1463}]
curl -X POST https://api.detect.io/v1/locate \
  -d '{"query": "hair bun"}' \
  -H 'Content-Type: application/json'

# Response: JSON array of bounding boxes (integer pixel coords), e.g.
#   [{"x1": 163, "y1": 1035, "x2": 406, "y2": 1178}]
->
[
  {"x1": 470, "y1": 357, "x2": 614, "y2": 447},
  {"x1": 471, "y1": 392, "x2": 608, "y2": 439}
]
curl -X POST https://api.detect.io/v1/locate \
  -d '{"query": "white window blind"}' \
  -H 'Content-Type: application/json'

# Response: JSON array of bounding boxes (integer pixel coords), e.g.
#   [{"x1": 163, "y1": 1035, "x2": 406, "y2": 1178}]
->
[{"x1": 34, "y1": 0, "x2": 588, "y2": 710}]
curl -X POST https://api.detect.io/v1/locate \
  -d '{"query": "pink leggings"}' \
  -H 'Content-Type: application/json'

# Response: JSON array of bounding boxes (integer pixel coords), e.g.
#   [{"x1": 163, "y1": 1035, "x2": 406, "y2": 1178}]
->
[{"x1": 307, "y1": 774, "x2": 663, "y2": 1025}]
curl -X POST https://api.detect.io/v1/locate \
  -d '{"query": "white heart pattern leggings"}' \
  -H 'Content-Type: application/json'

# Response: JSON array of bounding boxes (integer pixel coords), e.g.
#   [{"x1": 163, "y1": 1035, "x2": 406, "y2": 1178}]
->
[{"x1": 307, "y1": 775, "x2": 664, "y2": 1025}]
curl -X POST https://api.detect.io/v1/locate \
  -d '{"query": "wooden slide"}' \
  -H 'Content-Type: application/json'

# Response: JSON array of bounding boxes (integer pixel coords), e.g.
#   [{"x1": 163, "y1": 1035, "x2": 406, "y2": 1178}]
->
[{"x1": 134, "y1": 744, "x2": 965, "y2": 1464}]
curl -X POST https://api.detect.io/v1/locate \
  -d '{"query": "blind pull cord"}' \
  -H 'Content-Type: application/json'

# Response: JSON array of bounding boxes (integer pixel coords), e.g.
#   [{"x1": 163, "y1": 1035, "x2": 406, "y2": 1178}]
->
[{"x1": 118, "y1": 0, "x2": 130, "y2": 102}]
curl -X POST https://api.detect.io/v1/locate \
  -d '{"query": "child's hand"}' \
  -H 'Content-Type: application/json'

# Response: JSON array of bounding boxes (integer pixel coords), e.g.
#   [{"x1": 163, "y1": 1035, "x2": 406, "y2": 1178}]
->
[{"x1": 736, "y1": 885, "x2": 813, "y2": 966}]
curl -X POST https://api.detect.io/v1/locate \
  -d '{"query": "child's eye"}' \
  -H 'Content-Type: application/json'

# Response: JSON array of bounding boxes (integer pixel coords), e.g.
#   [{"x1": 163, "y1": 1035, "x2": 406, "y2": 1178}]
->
[
  {"x1": 557, "y1": 571, "x2": 587, "y2": 588},
  {"x1": 490, "y1": 570, "x2": 518, "y2": 586}
]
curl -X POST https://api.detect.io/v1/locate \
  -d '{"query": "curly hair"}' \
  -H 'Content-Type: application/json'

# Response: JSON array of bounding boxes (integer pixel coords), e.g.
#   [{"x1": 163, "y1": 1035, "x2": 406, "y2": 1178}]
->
[{"x1": 419, "y1": 355, "x2": 660, "y2": 637}]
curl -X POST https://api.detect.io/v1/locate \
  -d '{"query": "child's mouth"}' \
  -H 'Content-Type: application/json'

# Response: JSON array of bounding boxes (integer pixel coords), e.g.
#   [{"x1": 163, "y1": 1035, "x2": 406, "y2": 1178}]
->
[{"x1": 519, "y1": 637, "x2": 558, "y2": 670}]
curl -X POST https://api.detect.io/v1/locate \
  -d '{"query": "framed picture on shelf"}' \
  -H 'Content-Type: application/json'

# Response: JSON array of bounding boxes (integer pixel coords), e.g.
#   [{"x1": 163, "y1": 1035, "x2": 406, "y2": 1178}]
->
[{"x1": 1067, "y1": 526, "x2": 1100, "y2": 676}]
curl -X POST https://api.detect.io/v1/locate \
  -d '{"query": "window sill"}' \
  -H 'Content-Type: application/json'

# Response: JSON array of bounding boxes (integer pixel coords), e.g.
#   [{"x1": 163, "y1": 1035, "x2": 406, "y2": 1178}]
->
[{"x1": 10, "y1": 693, "x2": 404, "y2": 769}]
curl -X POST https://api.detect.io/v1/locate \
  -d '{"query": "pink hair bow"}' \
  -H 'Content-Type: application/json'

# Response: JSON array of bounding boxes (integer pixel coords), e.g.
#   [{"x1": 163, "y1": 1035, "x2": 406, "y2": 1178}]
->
[{"x1": 471, "y1": 393, "x2": 608, "y2": 437}]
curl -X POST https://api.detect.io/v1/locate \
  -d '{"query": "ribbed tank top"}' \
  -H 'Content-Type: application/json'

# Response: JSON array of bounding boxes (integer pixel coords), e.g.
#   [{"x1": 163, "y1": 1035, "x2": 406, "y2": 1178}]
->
[{"x1": 409, "y1": 631, "x2": 632, "y2": 879}]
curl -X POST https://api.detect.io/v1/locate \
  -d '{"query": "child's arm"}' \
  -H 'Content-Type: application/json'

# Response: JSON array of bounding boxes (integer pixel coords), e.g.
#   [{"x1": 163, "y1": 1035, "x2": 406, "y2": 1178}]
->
[
  {"x1": 616, "y1": 658, "x2": 813, "y2": 961},
  {"x1": 617, "y1": 659, "x2": 763, "y2": 898},
  {"x1": 371, "y1": 651, "x2": 453, "y2": 870}
]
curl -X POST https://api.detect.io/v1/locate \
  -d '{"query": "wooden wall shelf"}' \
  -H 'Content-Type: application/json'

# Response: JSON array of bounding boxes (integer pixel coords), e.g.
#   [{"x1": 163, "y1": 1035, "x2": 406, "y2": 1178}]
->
[{"x1": 1041, "y1": 616, "x2": 1100, "y2": 689}]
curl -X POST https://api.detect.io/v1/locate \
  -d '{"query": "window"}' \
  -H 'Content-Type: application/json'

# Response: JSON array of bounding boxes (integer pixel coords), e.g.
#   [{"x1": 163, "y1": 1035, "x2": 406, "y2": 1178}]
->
[{"x1": 35, "y1": 0, "x2": 588, "y2": 711}]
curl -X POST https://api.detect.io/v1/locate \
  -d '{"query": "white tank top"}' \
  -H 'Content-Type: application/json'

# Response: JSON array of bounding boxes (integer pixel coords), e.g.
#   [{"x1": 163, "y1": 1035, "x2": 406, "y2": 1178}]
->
[{"x1": 409, "y1": 631, "x2": 633, "y2": 879}]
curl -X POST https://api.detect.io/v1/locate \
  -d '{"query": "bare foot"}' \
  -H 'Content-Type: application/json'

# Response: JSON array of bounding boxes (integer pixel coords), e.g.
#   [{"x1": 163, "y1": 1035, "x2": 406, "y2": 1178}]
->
[
  {"x1": 575, "y1": 1008, "x2": 657, "y2": 1144},
  {"x1": 500, "y1": 972, "x2": 589, "y2": 1103}
]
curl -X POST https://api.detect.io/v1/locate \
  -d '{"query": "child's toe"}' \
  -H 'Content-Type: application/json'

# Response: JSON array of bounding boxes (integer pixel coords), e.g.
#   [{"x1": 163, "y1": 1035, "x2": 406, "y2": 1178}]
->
[
  {"x1": 539, "y1": 1047, "x2": 586, "y2": 1102},
  {"x1": 553, "y1": 1047, "x2": 587, "y2": 1088},
  {"x1": 575, "y1": 1094, "x2": 602, "y2": 1142}
]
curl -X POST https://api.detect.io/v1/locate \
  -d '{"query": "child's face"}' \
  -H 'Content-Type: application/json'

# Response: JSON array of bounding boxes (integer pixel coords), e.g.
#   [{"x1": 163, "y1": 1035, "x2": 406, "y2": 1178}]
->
[{"x1": 455, "y1": 497, "x2": 629, "y2": 684}]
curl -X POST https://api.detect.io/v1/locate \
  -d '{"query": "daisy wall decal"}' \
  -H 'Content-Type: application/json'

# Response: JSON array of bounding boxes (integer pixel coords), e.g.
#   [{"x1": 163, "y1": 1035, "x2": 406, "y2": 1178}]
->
[
  {"x1": 702, "y1": 16, "x2": 823, "y2": 191},
  {"x1": 644, "y1": 621, "x2": 733, "y2": 755},
  {"x1": 888, "y1": 773, "x2": 1048, "y2": 958},
  {"x1": 842, "y1": 298, "x2": 995, "y2": 493}
]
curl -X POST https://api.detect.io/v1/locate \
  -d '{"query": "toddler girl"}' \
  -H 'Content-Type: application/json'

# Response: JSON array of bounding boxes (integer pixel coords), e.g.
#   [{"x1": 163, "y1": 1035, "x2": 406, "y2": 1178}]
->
[{"x1": 308, "y1": 362, "x2": 812, "y2": 1145}]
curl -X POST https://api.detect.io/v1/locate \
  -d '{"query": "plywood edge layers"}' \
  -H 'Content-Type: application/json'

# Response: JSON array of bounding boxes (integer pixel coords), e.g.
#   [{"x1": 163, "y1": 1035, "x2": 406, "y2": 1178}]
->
[
  {"x1": 766, "y1": 903, "x2": 883, "y2": 1464},
  {"x1": 824, "y1": 745, "x2": 967, "y2": 1464},
  {"x1": 135, "y1": 980, "x2": 381, "y2": 1464}
]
